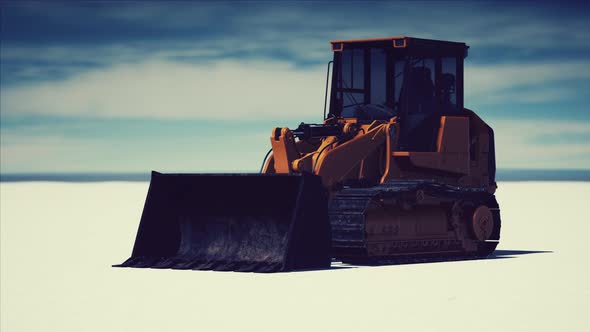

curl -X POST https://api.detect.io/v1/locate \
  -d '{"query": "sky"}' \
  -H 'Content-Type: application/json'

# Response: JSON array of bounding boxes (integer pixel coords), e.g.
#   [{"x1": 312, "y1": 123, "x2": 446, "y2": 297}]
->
[{"x1": 1, "y1": 1, "x2": 589, "y2": 173}]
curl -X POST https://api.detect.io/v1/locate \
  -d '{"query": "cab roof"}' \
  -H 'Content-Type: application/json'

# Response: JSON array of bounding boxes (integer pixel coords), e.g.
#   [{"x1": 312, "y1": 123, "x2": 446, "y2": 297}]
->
[{"x1": 330, "y1": 36, "x2": 468, "y2": 57}]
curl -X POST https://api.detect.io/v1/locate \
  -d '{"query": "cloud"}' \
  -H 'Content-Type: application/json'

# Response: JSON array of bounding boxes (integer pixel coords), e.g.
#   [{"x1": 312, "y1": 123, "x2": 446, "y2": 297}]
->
[
  {"x1": 1, "y1": 59, "x2": 327, "y2": 121},
  {"x1": 0, "y1": 125, "x2": 271, "y2": 173},
  {"x1": 465, "y1": 61, "x2": 590, "y2": 104},
  {"x1": 2, "y1": 2, "x2": 589, "y2": 172},
  {"x1": 490, "y1": 119, "x2": 590, "y2": 169},
  {"x1": 3, "y1": 57, "x2": 588, "y2": 122},
  {"x1": 2, "y1": 1, "x2": 589, "y2": 115},
  {"x1": 3, "y1": 2, "x2": 589, "y2": 69},
  {"x1": 2, "y1": 116, "x2": 588, "y2": 172},
  {"x1": 3, "y1": 2, "x2": 589, "y2": 103}
]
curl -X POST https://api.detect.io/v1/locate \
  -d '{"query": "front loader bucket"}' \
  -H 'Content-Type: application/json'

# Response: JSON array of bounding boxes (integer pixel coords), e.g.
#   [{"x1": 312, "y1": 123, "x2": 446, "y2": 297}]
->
[{"x1": 115, "y1": 171, "x2": 331, "y2": 272}]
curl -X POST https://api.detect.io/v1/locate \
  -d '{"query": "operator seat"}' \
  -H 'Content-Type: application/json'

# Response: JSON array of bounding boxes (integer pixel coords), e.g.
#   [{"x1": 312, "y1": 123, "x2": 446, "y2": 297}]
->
[{"x1": 399, "y1": 66, "x2": 440, "y2": 152}]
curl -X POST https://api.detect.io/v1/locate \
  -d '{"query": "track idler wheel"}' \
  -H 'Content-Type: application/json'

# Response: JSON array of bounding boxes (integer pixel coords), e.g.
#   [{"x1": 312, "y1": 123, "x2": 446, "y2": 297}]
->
[
  {"x1": 472, "y1": 199, "x2": 501, "y2": 257},
  {"x1": 471, "y1": 205, "x2": 494, "y2": 241},
  {"x1": 453, "y1": 196, "x2": 501, "y2": 258}
]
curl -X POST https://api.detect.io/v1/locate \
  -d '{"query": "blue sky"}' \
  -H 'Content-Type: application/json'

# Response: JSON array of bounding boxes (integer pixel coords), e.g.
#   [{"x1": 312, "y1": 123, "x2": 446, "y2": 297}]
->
[{"x1": 1, "y1": 1, "x2": 589, "y2": 173}]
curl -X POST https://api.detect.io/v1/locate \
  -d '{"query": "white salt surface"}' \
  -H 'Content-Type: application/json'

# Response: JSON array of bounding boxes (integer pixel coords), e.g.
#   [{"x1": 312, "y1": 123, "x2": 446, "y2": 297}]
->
[{"x1": 1, "y1": 181, "x2": 588, "y2": 331}]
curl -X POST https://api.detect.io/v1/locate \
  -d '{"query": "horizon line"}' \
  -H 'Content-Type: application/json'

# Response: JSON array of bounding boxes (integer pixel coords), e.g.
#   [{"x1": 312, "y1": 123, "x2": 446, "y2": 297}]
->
[{"x1": 1, "y1": 169, "x2": 589, "y2": 182}]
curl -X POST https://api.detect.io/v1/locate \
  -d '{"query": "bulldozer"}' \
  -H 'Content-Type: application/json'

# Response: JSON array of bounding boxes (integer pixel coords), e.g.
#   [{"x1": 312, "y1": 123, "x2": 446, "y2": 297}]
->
[{"x1": 116, "y1": 37, "x2": 500, "y2": 272}]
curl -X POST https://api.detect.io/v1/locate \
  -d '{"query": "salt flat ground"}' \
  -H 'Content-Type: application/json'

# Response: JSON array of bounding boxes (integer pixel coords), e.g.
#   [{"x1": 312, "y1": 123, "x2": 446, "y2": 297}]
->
[{"x1": 1, "y1": 181, "x2": 588, "y2": 332}]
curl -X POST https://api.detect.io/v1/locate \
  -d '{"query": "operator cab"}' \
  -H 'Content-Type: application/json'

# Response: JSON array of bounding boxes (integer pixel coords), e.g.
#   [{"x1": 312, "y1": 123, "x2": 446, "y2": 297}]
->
[{"x1": 327, "y1": 36, "x2": 468, "y2": 151}]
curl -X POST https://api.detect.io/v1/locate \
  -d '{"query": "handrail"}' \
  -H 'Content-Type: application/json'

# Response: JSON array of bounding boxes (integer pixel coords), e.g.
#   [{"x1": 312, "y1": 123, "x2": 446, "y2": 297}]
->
[{"x1": 323, "y1": 61, "x2": 333, "y2": 120}]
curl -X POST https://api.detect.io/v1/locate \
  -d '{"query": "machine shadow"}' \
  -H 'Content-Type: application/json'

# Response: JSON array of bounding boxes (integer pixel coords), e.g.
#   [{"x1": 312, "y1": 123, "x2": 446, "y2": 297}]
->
[
  {"x1": 491, "y1": 250, "x2": 553, "y2": 257},
  {"x1": 290, "y1": 264, "x2": 358, "y2": 273},
  {"x1": 292, "y1": 249, "x2": 554, "y2": 272}
]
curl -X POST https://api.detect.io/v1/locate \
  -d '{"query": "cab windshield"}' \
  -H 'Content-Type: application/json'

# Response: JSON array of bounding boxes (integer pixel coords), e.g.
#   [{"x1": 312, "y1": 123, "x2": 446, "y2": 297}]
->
[{"x1": 330, "y1": 48, "x2": 394, "y2": 120}]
